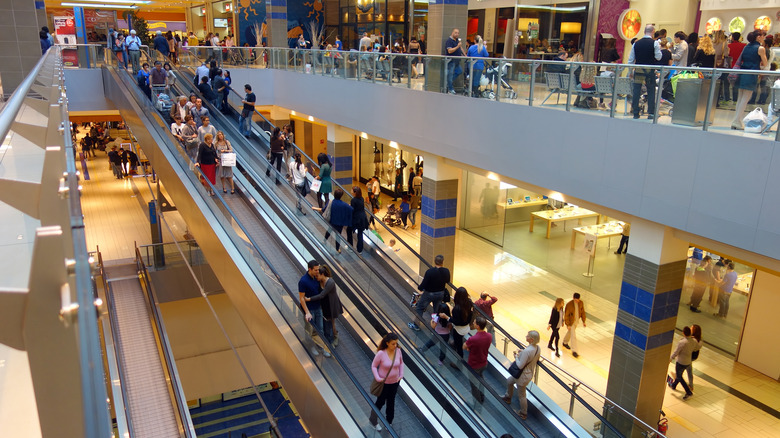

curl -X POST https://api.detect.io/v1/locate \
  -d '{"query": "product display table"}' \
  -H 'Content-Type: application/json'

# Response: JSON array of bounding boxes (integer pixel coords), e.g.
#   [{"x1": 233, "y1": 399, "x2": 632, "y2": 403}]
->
[
  {"x1": 570, "y1": 221, "x2": 624, "y2": 249},
  {"x1": 529, "y1": 207, "x2": 600, "y2": 238},
  {"x1": 733, "y1": 272, "x2": 753, "y2": 296},
  {"x1": 497, "y1": 199, "x2": 548, "y2": 209}
]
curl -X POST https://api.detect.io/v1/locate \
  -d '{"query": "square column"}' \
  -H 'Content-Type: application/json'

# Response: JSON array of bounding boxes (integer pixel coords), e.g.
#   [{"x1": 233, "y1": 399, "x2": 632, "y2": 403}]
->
[
  {"x1": 419, "y1": 158, "x2": 460, "y2": 275},
  {"x1": 326, "y1": 125, "x2": 353, "y2": 187},
  {"x1": 605, "y1": 219, "x2": 689, "y2": 435},
  {"x1": 424, "y1": 0, "x2": 467, "y2": 92},
  {"x1": 265, "y1": 0, "x2": 287, "y2": 47}
]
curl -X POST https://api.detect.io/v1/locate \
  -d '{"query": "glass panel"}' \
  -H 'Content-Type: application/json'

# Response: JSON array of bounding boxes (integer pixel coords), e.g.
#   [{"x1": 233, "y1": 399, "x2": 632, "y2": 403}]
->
[{"x1": 463, "y1": 171, "x2": 506, "y2": 246}]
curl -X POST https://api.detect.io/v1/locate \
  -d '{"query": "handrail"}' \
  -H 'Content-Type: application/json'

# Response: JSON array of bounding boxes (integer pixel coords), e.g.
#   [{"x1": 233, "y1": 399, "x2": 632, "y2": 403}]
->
[
  {"x1": 135, "y1": 246, "x2": 198, "y2": 438},
  {"x1": 96, "y1": 250, "x2": 136, "y2": 438},
  {"x1": 105, "y1": 56, "x2": 399, "y2": 437},
  {"x1": 0, "y1": 48, "x2": 54, "y2": 150},
  {"x1": 221, "y1": 55, "x2": 664, "y2": 436}
]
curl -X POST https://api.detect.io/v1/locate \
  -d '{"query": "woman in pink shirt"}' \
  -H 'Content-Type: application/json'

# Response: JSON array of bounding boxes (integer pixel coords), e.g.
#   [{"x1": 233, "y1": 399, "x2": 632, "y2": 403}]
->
[{"x1": 369, "y1": 333, "x2": 404, "y2": 431}]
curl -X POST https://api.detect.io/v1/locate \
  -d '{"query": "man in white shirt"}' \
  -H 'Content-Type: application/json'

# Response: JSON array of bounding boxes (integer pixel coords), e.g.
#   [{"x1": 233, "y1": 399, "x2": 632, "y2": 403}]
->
[
  {"x1": 359, "y1": 32, "x2": 372, "y2": 51},
  {"x1": 195, "y1": 61, "x2": 209, "y2": 86},
  {"x1": 125, "y1": 29, "x2": 142, "y2": 73},
  {"x1": 211, "y1": 33, "x2": 222, "y2": 65}
]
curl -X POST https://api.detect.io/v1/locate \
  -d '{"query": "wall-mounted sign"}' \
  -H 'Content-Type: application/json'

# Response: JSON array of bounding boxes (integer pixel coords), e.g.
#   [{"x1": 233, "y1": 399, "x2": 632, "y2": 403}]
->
[
  {"x1": 729, "y1": 16, "x2": 746, "y2": 34},
  {"x1": 705, "y1": 17, "x2": 722, "y2": 34},
  {"x1": 754, "y1": 16, "x2": 772, "y2": 31},
  {"x1": 618, "y1": 9, "x2": 642, "y2": 41}
]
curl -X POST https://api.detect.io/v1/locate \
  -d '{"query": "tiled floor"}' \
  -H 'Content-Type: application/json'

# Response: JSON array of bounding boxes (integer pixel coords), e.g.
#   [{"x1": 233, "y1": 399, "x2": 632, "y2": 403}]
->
[{"x1": 366, "y1": 188, "x2": 780, "y2": 437}]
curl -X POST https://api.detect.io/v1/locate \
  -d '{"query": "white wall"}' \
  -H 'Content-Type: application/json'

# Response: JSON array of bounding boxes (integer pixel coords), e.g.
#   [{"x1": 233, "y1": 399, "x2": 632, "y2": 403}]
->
[
  {"x1": 236, "y1": 68, "x2": 780, "y2": 265},
  {"x1": 737, "y1": 270, "x2": 780, "y2": 379}
]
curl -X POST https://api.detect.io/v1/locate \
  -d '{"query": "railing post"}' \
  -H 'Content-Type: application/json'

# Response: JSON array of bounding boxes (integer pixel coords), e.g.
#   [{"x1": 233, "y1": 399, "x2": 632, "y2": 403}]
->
[
  {"x1": 407, "y1": 55, "x2": 412, "y2": 88},
  {"x1": 609, "y1": 65, "x2": 620, "y2": 118},
  {"x1": 468, "y1": 57, "x2": 474, "y2": 97},
  {"x1": 569, "y1": 382, "x2": 580, "y2": 416},
  {"x1": 372, "y1": 54, "x2": 377, "y2": 84},
  {"x1": 566, "y1": 62, "x2": 575, "y2": 111},
  {"x1": 703, "y1": 67, "x2": 718, "y2": 131},
  {"x1": 653, "y1": 65, "x2": 665, "y2": 124},
  {"x1": 528, "y1": 60, "x2": 537, "y2": 105},
  {"x1": 387, "y1": 54, "x2": 393, "y2": 85},
  {"x1": 502, "y1": 336, "x2": 510, "y2": 356}
]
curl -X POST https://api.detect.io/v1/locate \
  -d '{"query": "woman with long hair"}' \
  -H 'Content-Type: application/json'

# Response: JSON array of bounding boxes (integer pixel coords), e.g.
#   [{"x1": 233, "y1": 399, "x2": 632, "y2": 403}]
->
[
  {"x1": 266, "y1": 126, "x2": 285, "y2": 184},
  {"x1": 693, "y1": 35, "x2": 716, "y2": 67},
  {"x1": 316, "y1": 153, "x2": 333, "y2": 210},
  {"x1": 466, "y1": 35, "x2": 489, "y2": 96},
  {"x1": 289, "y1": 152, "x2": 308, "y2": 211},
  {"x1": 349, "y1": 186, "x2": 369, "y2": 253},
  {"x1": 732, "y1": 31, "x2": 768, "y2": 129},
  {"x1": 304, "y1": 265, "x2": 343, "y2": 347},
  {"x1": 687, "y1": 325, "x2": 703, "y2": 391},
  {"x1": 547, "y1": 298, "x2": 564, "y2": 357},
  {"x1": 450, "y1": 287, "x2": 474, "y2": 357},
  {"x1": 195, "y1": 133, "x2": 219, "y2": 196},
  {"x1": 214, "y1": 131, "x2": 234, "y2": 194},
  {"x1": 369, "y1": 333, "x2": 404, "y2": 431}
]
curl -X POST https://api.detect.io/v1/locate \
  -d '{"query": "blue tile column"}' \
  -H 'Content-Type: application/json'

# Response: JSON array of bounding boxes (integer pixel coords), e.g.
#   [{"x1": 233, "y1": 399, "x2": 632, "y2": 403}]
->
[
  {"x1": 604, "y1": 221, "x2": 689, "y2": 436},
  {"x1": 265, "y1": 0, "x2": 287, "y2": 47},
  {"x1": 327, "y1": 125, "x2": 353, "y2": 187},
  {"x1": 424, "y1": 0, "x2": 467, "y2": 92},
  {"x1": 419, "y1": 177, "x2": 458, "y2": 275}
]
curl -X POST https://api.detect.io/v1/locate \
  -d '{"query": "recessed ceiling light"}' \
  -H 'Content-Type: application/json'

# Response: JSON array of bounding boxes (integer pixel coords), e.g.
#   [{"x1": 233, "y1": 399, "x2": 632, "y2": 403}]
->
[{"x1": 61, "y1": 2, "x2": 141, "y2": 8}]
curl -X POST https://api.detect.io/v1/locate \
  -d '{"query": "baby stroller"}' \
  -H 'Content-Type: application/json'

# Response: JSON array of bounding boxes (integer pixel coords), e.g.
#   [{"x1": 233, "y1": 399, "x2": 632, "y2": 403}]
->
[
  {"x1": 636, "y1": 73, "x2": 674, "y2": 117},
  {"x1": 383, "y1": 203, "x2": 403, "y2": 227},
  {"x1": 483, "y1": 61, "x2": 517, "y2": 99}
]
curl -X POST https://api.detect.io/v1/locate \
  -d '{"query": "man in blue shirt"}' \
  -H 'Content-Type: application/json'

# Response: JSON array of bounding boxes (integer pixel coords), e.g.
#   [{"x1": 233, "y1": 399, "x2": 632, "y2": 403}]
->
[
  {"x1": 444, "y1": 28, "x2": 464, "y2": 94},
  {"x1": 153, "y1": 31, "x2": 169, "y2": 57},
  {"x1": 299, "y1": 260, "x2": 330, "y2": 357},
  {"x1": 335, "y1": 36, "x2": 343, "y2": 51}
]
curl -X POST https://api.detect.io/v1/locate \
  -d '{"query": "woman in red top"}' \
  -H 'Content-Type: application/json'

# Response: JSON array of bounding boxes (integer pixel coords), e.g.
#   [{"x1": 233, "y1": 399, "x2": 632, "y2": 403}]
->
[{"x1": 369, "y1": 333, "x2": 404, "y2": 431}]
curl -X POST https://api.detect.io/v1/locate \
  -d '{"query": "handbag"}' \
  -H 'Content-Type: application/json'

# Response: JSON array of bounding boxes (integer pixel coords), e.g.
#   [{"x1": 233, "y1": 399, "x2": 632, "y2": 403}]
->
[
  {"x1": 507, "y1": 345, "x2": 537, "y2": 378},
  {"x1": 692, "y1": 350, "x2": 700, "y2": 361},
  {"x1": 322, "y1": 198, "x2": 332, "y2": 221},
  {"x1": 370, "y1": 351, "x2": 397, "y2": 396}
]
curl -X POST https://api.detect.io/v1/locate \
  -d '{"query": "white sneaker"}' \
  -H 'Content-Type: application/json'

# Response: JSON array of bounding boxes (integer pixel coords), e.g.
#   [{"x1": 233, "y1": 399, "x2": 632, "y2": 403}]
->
[
  {"x1": 323, "y1": 350, "x2": 332, "y2": 358},
  {"x1": 311, "y1": 346, "x2": 320, "y2": 356},
  {"x1": 375, "y1": 423, "x2": 383, "y2": 431}
]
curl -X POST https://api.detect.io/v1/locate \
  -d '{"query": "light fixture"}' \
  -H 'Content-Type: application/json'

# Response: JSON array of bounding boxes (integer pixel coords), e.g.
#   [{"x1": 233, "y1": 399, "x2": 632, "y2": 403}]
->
[
  {"x1": 361, "y1": 132, "x2": 368, "y2": 139},
  {"x1": 389, "y1": 141, "x2": 398, "y2": 148},
  {"x1": 67, "y1": 0, "x2": 151, "y2": 3},
  {"x1": 560, "y1": 22, "x2": 581, "y2": 34},
  {"x1": 308, "y1": 116, "x2": 314, "y2": 121},
  {"x1": 291, "y1": 110, "x2": 296, "y2": 115},
  {"x1": 62, "y1": 2, "x2": 140, "y2": 8},
  {"x1": 517, "y1": 5, "x2": 586, "y2": 12}
]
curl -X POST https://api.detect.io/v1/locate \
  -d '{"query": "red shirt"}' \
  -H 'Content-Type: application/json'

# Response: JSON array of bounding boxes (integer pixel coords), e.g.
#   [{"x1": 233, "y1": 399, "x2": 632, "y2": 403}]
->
[
  {"x1": 728, "y1": 41, "x2": 746, "y2": 67},
  {"x1": 474, "y1": 296, "x2": 497, "y2": 318},
  {"x1": 465, "y1": 331, "x2": 493, "y2": 369}
]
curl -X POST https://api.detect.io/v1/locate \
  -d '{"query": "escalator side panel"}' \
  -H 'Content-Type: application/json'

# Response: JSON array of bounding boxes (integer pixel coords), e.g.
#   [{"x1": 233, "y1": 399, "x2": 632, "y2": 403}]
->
[{"x1": 100, "y1": 66, "x2": 360, "y2": 438}]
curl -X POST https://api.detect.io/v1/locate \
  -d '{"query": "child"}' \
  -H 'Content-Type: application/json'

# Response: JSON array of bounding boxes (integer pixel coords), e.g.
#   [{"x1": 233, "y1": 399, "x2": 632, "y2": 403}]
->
[
  {"x1": 421, "y1": 303, "x2": 452, "y2": 366},
  {"x1": 400, "y1": 195, "x2": 411, "y2": 229}
]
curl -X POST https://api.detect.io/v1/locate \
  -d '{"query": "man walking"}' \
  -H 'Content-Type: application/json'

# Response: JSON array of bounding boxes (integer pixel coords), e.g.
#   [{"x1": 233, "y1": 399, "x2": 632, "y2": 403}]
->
[
  {"x1": 444, "y1": 28, "x2": 464, "y2": 94},
  {"x1": 239, "y1": 84, "x2": 256, "y2": 137},
  {"x1": 628, "y1": 24, "x2": 662, "y2": 119},
  {"x1": 125, "y1": 29, "x2": 142, "y2": 73},
  {"x1": 299, "y1": 260, "x2": 330, "y2": 357},
  {"x1": 464, "y1": 316, "x2": 492, "y2": 404},
  {"x1": 669, "y1": 326, "x2": 695, "y2": 400},
  {"x1": 153, "y1": 30, "x2": 169, "y2": 58},
  {"x1": 107, "y1": 146, "x2": 123, "y2": 179},
  {"x1": 614, "y1": 222, "x2": 631, "y2": 254},
  {"x1": 562, "y1": 292, "x2": 586, "y2": 358},
  {"x1": 408, "y1": 254, "x2": 450, "y2": 331}
]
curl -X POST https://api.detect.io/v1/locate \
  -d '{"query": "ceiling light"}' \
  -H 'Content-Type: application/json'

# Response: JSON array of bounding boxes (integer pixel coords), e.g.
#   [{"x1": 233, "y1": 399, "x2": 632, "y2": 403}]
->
[
  {"x1": 61, "y1": 2, "x2": 141, "y2": 8},
  {"x1": 69, "y1": 0, "x2": 151, "y2": 3},
  {"x1": 517, "y1": 5, "x2": 586, "y2": 12}
]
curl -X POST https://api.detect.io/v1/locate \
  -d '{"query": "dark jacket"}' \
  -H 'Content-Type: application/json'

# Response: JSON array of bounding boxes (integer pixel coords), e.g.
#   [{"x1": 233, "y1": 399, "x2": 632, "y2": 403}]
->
[
  {"x1": 451, "y1": 300, "x2": 474, "y2": 327},
  {"x1": 307, "y1": 278, "x2": 343, "y2": 320},
  {"x1": 196, "y1": 142, "x2": 219, "y2": 165},
  {"x1": 548, "y1": 307, "x2": 562, "y2": 329},
  {"x1": 329, "y1": 199, "x2": 353, "y2": 227},
  {"x1": 418, "y1": 266, "x2": 450, "y2": 292},
  {"x1": 107, "y1": 150, "x2": 122, "y2": 165},
  {"x1": 350, "y1": 196, "x2": 369, "y2": 230},
  {"x1": 153, "y1": 35, "x2": 169, "y2": 56},
  {"x1": 270, "y1": 135, "x2": 285, "y2": 153},
  {"x1": 198, "y1": 82, "x2": 217, "y2": 101}
]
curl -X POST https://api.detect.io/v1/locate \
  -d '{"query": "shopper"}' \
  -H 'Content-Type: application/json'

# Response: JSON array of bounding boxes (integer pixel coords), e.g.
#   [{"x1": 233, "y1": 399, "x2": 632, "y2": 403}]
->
[
  {"x1": 304, "y1": 265, "x2": 343, "y2": 347},
  {"x1": 687, "y1": 325, "x2": 703, "y2": 391},
  {"x1": 671, "y1": 31, "x2": 689, "y2": 67},
  {"x1": 715, "y1": 262, "x2": 738, "y2": 318},
  {"x1": 502, "y1": 330, "x2": 541, "y2": 420},
  {"x1": 282, "y1": 124, "x2": 295, "y2": 175},
  {"x1": 421, "y1": 303, "x2": 452, "y2": 365},
  {"x1": 195, "y1": 133, "x2": 219, "y2": 196},
  {"x1": 214, "y1": 131, "x2": 235, "y2": 194},
  {"x1": 562, "y1": 292, "x2": 586, "y2": 358},
  {"x1": 136, "y1": 62, "x2": 151, "y2": 101},
  {"x1": 299, "y1": 260, "x2": 330, "y2": 357},
  {"x1": 444, "y1": 28, "x2": 465, "y2": 94},
  {"x1": 450, "y1": 287, "x2": 475, "y2": 358},
  {"x1": 107, "y1": 146, "x2": 123, "y2": 179},
  {"x1": 669, "y1": 326, "x2": 695, "y2": 400},
  {"x1": 190, "y1": 98, "x2": 209, "y2": 127},
  {"x1": 731, "y1": 31, "x2": 767, "y2": 130},
  {"x1": 614, "y1": 222, "x2": 630, "y2": 254},
  {"x1": 266, "y1": 127, "x2": 285, "y2": 185},
  {"x1": 125, "y1": 29, "x2": 142, "y2": 73},
  {"x1": 399, "y1": 195, "x2": 410, "y2": 230},
  {"x1": 324, "y1": 188, "x2": 353, "y2": 253},
  {"x1": 153, "y1": 30, "x2": 169, "y2": 58},
  {"x1": 692, "y1": 36, "x2": 715, "y2": 68},
  {"x1": 408, "y1": 255, "x2": 451, "y2": 331},
  {"x1": 196, "y1": 116, "x2": 217, "y2": 146},
  {"x1": 288, "y1": 152, "x2": 308, "y2": 212},
  {"x1": 181, "y1": 115, "x2": 199, "y2": 164},
  {"x1": 547, "y1": 298, "x2": 564, "y2": 357},
  {"x1": 197, "y1": 76, "x2": 218, "y2": 105},
  {"x1": 466, "y1": 35, "x2": 489, "y2": 96},
  {"x1": 688, "y1": 255, "x2": 711, "y2": 312},
  {"x1": 686, "y1": 32, "x2": 699, "y2": 66},
  {"x1": 713, "y1": 30, "x2": 730, "y2": 105},
  {"x1": 348, "y1": 186, "x2": 370, "y2": 253},
  {"x1": 316, "y1": 153, "x2": 333, "y2": 210},
  {"x1": 464, "y1": 316, "x2": 492, "y2": 403},
  {"x1": 628, "y1": 25, "x2": 662, "y2": 119},
  {"x1": 474, "y1": 291, "x2": 498, "y2": 345},
  {"x1": 238, "y1": 84, "x2": 256, "y2": 137},
  {"x1": 726, "y1": 32, "x2": 746, "y2": 103},
  {"x1": 369, "y1": 333, "x2": 404, "y2": 431}
]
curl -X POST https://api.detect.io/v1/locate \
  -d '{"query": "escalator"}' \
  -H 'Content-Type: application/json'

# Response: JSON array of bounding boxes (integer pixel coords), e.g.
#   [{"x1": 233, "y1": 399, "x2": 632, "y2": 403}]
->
[{"x1": 101, "y1": 50, "x2": 495, "y2": 437}]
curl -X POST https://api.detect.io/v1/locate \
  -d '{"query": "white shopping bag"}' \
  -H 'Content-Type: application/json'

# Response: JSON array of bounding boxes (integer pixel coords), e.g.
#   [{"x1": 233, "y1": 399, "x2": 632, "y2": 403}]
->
[
  {"x1": 305, "y1": 63, "x2": 312, "y2": 74},
  {"x1": 220, "y1": 152, "x2": 236, "y2": 167},
  {"x1": 310, "y1": 179, "x2": 322, "y2": 192},
  {"x1": 743, "y1": 107, "x2": 769, "y2": 133}
]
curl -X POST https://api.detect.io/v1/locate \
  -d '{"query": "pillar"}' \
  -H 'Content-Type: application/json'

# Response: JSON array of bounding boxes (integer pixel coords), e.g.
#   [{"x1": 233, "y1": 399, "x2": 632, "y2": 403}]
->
[
  {"x1": 424, "y1": 0, "x2": 467, "y2": 92},
  {"x1": 327, "y1": 124, "x2": 353, "y2": 187},
  {"x1": 265, "y1": 0, "x2": 287, "y2": 48},
  {"x1": 0, "y1": 0, "x2": 48, "y2": 93},
  {"x1": 605, "y1": 219, "x2": 689, "y2": 436},
  {"x1": 419, "y1": 157, "x2": 459, "y2": 276}
]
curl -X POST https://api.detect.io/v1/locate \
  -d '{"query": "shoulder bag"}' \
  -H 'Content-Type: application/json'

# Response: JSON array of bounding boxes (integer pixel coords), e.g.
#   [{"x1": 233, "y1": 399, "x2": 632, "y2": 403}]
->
[
  {"x1": 370, "y1": 350, "x2": 397, "y2": 396},
  {"x1": 691, "y1": 349, "x2": 700, "y2": 361},
  {"x1": 322, "y1": 197, "x2": 332, "y2": 221},
  {"x1": 507, "y1": 345, "x2": 537, "y2": 378}
]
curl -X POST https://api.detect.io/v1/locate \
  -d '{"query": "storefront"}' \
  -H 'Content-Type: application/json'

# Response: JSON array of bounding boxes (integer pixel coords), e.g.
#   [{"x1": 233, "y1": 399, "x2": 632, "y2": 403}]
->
[
  {"x1": 188, "y1": 5, "x2": 208, "y2": 39},
  {"x1": 698, "y1": 0, "x2": 780, "y2": 37},
  {"x1": 358, "y1": 137, "x2": 422, "y2": 195},
  {"x1": 211, "y1": 0, "x2": 236, "y2": 38},
  {"x1": 338, "y1": 0, "x2": 410, "y2": 50},
  {"x1": 47, "y1": 8, "x2": 117, "y2": 42}
]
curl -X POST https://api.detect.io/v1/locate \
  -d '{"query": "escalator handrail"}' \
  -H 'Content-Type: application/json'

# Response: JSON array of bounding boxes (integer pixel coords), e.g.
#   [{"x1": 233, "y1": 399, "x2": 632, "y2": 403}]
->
[
  {"x1": 134, "y1": 247, "x2": 198, "y2": 438},
  {"x1": 104, "y1": 52, "x2": 400, "y2": 437}
]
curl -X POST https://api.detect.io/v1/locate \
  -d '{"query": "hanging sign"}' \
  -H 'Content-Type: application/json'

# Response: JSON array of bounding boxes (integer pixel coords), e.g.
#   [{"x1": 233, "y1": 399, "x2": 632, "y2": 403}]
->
[{"x1": 618, "y1": 9, "x2": 642, "y2": 41}]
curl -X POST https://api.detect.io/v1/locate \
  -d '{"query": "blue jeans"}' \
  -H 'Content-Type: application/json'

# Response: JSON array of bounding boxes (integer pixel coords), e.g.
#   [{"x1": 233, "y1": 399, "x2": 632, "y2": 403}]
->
[
  {"x1": 718, "y1": 291, "x2": 732, "y2": 317},
  {"x1": 632, "y1": 68, "x2": 656, "y2": 117},
  {"x1": 307, "y1": 307, "x2": 324, "y2": 337},
  {"x1": 471, "y1": 68, "x2": 483, "y2": 95},
  {"x1": 415, "y1": 291, "x2": 445, "y2": 318},
  {"x1": 672, "y1": 362, "x2": 692, "y2": 396},
  {"x1": 238, "y1": 113, "x2": 251, "y2": 136},
  {"x1": 446, "y1": 59, "x2": 461, "y2": 92},
  {"x1": 409, "y1": 208, "x2": 417, "y2": 226}
]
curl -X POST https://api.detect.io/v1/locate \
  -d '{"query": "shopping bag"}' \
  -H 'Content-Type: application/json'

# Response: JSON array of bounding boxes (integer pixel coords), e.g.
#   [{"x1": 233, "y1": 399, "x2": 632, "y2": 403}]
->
[
  {"x1": 310, "y1": 179, "x2": 322, "y2": 193},
  {"x1": 743, "y1": 107, "x2": 769, "y2": 133},
  {"x1": 220, "y1": 152, "x2": 236, "y2": 167},
  {"x1": 417, "y1": 62, "x2": 424, "y2": 75}
]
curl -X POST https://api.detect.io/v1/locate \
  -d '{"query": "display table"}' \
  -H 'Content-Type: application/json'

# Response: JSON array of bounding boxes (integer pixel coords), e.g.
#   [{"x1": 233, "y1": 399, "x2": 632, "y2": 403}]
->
[
  {"x1": 733, "y1": 272, "x2": 753, "y2": 296},
  {"x1": 570, "y1": 222, "x2": 624, "y2": 249},
  {"x1": 529, "y1": 207, "x2": 600, "y2": 238},
  {"x1": 498, "y1": 199, "x2": 548, "y2": 209}
]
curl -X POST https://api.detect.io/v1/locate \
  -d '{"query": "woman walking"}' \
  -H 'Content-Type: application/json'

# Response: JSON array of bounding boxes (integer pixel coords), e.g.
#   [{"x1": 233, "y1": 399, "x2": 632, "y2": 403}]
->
[
  {"x1": 348, "y1": 186, "x2": 369, "y2": 253},
  {"x1": 369, "y1": 333, "x2": 404, "y2": 431},
  {"x1": 266, "y1": 127, "x2": 285, "y2": 184},
  {"x1": 450, "y1": 287, "x2": 475, "y2": 358},
  {"x1": 502, "y1": 330, "x2": 541, "y2": 420},
  {"x1": 214, "y1": 131, "x2": 235, "y2": 194},
  {"x1": 195, "y1": 133, "x2": 219, "y2": 196},
  {"x1": 732, "y1": 31, "x2": 767, "y2": 130},
  {"x1": 547, "y1": 298, "x2": 564, "y2": 357},
  {"x1": 305, "y1": 265, "x2": 343, "y2": 347},
  {"x1": 316, "y1": 153, "x2": 333, "y2": 210},
  {"x1": 289, "y1": 153, "x2": 308, "y2": 212}
]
